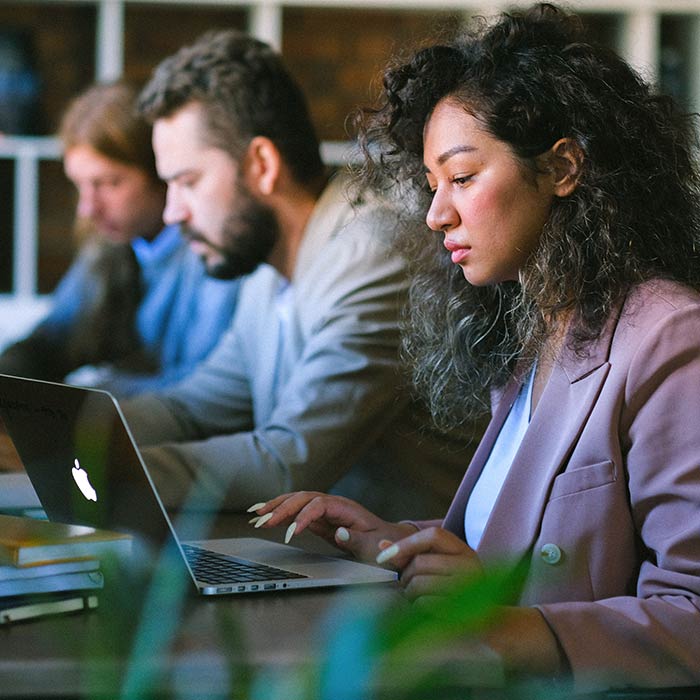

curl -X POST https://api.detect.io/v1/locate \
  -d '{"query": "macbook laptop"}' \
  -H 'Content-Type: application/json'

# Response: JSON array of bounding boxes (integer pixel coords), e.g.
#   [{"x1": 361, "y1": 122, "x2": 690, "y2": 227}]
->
[{"x1": 0, "y1": 374, "x2": 397, "y2": 595}]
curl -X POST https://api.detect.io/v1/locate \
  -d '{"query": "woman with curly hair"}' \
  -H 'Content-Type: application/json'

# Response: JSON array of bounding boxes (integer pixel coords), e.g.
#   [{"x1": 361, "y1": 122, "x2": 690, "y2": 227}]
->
[{"x1": 250, "y1": 3, "x2": 700, "y2": 690}]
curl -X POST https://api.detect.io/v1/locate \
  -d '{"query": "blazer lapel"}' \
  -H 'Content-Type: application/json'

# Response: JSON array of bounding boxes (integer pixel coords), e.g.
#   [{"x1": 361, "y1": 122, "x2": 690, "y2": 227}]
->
[
  {"x1": 442, "y1": 379, "x2": 521, "y2": 537},
  {"x1": 445, "y1": 301, "x2": 624, "y2": 562},
  {"x1": 476, "y1": 356, "x2": 610, "y2": 563}
]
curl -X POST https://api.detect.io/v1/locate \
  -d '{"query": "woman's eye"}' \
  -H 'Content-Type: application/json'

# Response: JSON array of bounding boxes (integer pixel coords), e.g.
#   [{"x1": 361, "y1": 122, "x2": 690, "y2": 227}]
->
[{"x1": 452, "y1": 175, "x2": 473, "y2": 186}]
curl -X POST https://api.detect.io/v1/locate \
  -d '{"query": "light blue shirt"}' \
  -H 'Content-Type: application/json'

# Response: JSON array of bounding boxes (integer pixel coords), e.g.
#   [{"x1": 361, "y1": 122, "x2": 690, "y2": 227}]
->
[
  {"x1": 112, "y1": 225, "x2": 241, "y2": 395},
  {"x1": 464, "y1": 364, "x2": 536, "y2": 549},
  {"x1": 13, "y1": 225, "x2": 241, "y2": 398}
]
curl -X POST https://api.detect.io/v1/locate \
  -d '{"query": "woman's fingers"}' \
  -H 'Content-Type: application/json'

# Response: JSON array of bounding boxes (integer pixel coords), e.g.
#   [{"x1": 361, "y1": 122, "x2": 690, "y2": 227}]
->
[
  {"x1": 306, "y1": 518, "x2": 344, "y2": 544},
  {"x1": 372, "y1": 527, "x2": 481, "y2": 596},
  {"x1": 400, "y1": 554, "x2": 481, "y2": 597},
  {"x1": 327, "y1": 523, "x2": 409, "y2": 563},
  {"x1": 402, "y1": 552, "x2": 476, "y2": 579},
  {"x1": 246, "y1": 491, "x2": 411, "y2": 561},
  {"x1": 401, "y1": 573, "x2": 456, "y2": 600},
  {"x1": 247, "y1": 491, "x2": 326, "y2": 529},
  {"x1": 247, "y1": 492, "x2": 372, "y2": 540},
  {"x1": 375, "y1": 527, "x2": 472, "y2": 566}
]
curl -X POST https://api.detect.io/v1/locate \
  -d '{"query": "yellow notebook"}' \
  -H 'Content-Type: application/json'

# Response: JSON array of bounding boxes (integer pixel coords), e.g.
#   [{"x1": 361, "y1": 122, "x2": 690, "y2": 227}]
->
[{"x1": 0, "y1": 513, "x2": 131, "y2": 567}]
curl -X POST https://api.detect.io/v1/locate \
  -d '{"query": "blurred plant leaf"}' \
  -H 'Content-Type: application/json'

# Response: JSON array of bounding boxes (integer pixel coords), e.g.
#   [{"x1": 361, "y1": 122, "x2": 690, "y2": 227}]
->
[
  {"x1": 375, "y1": 558, "x2": 528, "y2": 660},
  {"x1": 315, "y1": 559, "x2": 529, "y2": 700}
]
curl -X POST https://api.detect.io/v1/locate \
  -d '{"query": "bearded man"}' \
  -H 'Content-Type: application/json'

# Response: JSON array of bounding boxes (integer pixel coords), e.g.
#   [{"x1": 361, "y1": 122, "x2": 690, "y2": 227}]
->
[{"x1": 120, "y1": 29, "x2": 476, "y2": 520}]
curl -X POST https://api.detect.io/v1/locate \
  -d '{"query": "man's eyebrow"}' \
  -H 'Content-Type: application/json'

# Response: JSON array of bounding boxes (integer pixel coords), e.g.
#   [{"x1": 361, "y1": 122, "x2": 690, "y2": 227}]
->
[
  {"x1": 436, "y1": 144, "x2": 477, "y2": 166},
  {"x1": 161, "y1": 168, "x2": 196, "y2": 184}
]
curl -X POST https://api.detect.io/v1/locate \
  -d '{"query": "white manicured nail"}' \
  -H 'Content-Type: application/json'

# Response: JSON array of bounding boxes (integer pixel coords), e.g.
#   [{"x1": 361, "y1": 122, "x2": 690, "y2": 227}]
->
[
  {"x1": 247, "y1": 502, "x2": 267, "y2": 513},
  {"x1": 248, "y1": 516, "x2": 260, "y2": 525},
  {"x1": 376, "y1": 543, "x2": 399, "y2": 564},
  {"x1": 254, "y1": 512, "x2": 273, "y2": 528},
  {"x1": 284, "y1": 522, "x2": 297, "y2": 544},
  {"x1": 335, "y1": 527, "x2": 350, "y2": 542}
]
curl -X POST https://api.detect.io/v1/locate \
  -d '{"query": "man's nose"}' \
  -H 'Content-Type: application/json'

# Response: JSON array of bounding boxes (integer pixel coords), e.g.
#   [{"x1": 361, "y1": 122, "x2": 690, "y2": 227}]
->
[
  {"x1": 163, "y1": 187, "x2": 189, "y2": 226},
  {"x1": 76, "y1": 187, "x2": 99, "y2": 220}
]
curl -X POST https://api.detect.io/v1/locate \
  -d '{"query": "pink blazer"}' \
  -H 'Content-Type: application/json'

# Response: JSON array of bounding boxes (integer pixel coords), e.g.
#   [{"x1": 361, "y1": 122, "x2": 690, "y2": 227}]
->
[{"x1": 430, "y1": 279, "x2": 700, "y2": 691}]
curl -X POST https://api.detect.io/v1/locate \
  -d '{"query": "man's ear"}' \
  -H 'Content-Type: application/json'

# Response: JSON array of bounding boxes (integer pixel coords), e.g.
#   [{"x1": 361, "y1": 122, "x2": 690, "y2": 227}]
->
[
  {"x1": 243, "y1": 136, "x2": 281, "y2": 197},
  {"x1": 547, "y1": 137, "x2": 584, "y2": 197}
]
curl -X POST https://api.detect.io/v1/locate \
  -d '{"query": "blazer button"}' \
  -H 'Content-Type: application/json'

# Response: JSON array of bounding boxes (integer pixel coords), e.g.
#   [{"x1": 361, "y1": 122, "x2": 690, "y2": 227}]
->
[{"x1": 540, "y1": 543, "x2": 562, "y2": 565}]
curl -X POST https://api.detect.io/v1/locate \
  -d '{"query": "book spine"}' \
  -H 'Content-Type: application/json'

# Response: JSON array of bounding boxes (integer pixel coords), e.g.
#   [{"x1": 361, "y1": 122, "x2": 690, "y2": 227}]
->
[
  {"x1": 0, "y1": 594, "x2": 98, "y2": 624},
  {"x1": 0, "y1": 570, "x2": 103, "y2": 597}
]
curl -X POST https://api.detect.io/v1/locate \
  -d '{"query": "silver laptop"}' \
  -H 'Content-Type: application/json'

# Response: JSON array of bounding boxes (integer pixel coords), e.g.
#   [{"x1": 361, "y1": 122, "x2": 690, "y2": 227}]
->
[{"x1": 0, "y1": 374, "x2": 396, "y2": 595}]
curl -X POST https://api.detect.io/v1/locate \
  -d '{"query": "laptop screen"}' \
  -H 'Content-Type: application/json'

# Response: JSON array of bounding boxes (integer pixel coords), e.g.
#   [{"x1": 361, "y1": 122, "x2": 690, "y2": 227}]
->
[{"x1": 0, "y1": 374, "x2": 174, "y2": 551}]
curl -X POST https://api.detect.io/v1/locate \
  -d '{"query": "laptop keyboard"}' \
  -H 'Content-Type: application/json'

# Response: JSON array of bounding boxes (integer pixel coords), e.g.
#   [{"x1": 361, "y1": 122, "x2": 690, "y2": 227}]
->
[{"x1": 182, "y1": 544, "x2": 308, "y2": 585}]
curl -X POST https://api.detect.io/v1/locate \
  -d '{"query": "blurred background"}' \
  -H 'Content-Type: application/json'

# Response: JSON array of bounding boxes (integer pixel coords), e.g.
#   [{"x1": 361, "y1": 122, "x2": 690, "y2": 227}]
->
[{"x1": 0, "y1": 0, "x2": 697, "y2": 349}]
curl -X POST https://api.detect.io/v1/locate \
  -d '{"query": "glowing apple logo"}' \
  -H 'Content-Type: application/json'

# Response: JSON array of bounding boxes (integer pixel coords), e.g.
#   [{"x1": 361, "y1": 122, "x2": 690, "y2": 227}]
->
[{"x1": 71, "y1": 459, "x2": 97, "y2": 502}]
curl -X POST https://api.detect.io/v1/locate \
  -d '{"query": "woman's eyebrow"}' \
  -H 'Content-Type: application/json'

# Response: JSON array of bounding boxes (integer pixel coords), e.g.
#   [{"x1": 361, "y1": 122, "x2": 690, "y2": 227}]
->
[{"x1": 437, "y1": 144, "x2": 477, "y2": 166}]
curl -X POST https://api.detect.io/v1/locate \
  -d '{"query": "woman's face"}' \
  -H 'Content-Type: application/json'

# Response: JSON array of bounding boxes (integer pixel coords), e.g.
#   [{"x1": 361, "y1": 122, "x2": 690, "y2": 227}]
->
[{"x1": 423, "y1": 98, "x2": 556, "y2": 286}]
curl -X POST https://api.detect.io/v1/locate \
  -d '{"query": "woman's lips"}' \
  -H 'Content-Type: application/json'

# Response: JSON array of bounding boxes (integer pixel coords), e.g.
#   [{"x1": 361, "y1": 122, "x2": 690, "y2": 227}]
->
[
  {"x1": 443, "y1": 239, "x2": 471, "y2": 265},
  {"x1": 450, "y1": 249, "x2": 470, "y2": 264}
]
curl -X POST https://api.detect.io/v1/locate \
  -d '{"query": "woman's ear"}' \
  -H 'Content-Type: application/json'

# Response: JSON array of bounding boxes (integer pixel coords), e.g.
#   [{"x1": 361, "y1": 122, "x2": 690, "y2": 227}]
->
[
  {"x1": 243, "y1": 136, "x2": 281, "y2": 197},
  {"x1": 547, "y1": 137, "x2": 584, "y2": 197}
]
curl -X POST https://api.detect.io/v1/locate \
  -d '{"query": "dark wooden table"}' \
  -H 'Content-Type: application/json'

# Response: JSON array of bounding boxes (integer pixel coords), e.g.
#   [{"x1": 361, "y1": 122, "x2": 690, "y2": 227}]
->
[
  {"x1": 0, "y1": 511, "x2": 405, "y2": 699},
  {"x1": 0, "y1": 508, "x2": 695, "y2": 700}
]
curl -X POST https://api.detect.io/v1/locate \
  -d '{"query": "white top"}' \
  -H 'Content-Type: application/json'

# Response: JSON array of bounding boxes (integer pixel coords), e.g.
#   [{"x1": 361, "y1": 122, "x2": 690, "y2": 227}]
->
[{"x1": 464, "y1": 364, "x2": 536, "y2": 549}]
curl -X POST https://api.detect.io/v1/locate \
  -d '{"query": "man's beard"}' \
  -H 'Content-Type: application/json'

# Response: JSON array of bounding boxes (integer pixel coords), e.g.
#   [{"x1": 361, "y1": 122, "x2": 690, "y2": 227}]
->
[{"x1": 182, "y1": 185, "x2": 280, "y2": 280}]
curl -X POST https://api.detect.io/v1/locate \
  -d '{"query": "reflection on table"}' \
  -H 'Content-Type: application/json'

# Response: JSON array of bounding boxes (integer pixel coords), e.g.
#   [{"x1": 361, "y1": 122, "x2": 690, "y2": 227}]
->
[{"x1": 0, "y1": 511, "x2": 490, "y2": 699}]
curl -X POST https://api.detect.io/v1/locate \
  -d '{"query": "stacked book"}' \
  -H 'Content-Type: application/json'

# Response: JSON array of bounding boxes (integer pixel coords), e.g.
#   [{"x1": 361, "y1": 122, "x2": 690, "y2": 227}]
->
[{"x1": 0, "y1": 513, "x2": 132, "y2": 623}]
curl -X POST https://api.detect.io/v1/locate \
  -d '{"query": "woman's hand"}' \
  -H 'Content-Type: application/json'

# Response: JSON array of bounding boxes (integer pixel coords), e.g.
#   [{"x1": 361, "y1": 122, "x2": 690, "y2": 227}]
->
[
  {"x1": 376, "y1": 526, "x2": 482, "y2": 599},
  {"x1": 247, "y1": 491, "x2": 416, "y2": 563}
]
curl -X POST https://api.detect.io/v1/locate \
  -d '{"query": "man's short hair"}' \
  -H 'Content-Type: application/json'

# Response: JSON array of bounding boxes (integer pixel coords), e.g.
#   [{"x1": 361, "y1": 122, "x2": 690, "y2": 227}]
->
[{"x1": 138, "y1": 29, "x2": 325, "y2": 187}]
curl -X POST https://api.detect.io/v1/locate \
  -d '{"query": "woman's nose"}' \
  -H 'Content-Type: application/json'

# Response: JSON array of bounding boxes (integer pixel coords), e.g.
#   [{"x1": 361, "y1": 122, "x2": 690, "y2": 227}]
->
[{"x1": 426, "y1": 189, "x2": 458, "y2": 232}]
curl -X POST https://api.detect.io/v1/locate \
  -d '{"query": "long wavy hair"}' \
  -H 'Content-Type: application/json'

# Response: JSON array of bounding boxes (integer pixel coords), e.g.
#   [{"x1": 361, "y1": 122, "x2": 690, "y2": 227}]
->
[
  {"x1": 60, "y1": 80, "x2": 159, "y2": 183},
  {"x1": 59, "y1": 81, "x2": 154, "y2": 372},
  {"x1": 356, "y1": 3, "x2": 700, "y2": 430}
]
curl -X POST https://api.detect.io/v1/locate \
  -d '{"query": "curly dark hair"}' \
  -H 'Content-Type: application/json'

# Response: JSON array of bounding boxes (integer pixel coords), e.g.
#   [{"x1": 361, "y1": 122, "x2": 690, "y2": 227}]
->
[
  {"x1": 356, "y1": 3, "x2": 700, "y2": 430},
  {"x1": 137, "y1": 29, "x2": 325, "y2": 188}
]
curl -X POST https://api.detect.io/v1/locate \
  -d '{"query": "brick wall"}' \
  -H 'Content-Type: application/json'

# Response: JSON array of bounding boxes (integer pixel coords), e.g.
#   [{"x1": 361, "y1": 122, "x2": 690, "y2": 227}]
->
[
  {"x1": 283, "y1": 7, "x2": 459, "y2": 140},
  {"x1": 1, "y1": 4, "x2": 459, "y2": 291}
]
